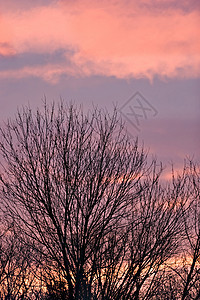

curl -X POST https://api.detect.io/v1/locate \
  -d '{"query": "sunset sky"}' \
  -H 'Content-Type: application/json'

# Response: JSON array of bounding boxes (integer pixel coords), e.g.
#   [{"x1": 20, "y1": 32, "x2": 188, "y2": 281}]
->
[{"x1": 0, "y1": 0, "x2": 199, "y2": 172}]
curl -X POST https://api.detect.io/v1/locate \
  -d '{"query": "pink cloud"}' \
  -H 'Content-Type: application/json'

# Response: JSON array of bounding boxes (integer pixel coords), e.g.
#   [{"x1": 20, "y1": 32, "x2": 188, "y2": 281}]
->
[
  {"x1": 0, "y1": 14, "x2": 16, "y2": 56},
  {"x1": 0, "y1": 0, "x2": 199, "y2": 80},
  {"x1": 0, "y1": 64, "x2": 77, "y2": 84},
  {"x1": 0, "y1": 42, "x2": 15, "y2": 56}
]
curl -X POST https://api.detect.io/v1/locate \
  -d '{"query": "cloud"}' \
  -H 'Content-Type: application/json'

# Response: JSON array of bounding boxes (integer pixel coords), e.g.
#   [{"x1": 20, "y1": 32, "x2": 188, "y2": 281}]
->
[
  {"x1": 0, "y1": 0, "x2": 56, "y2": 12},
  {"x1": 0, "y1": 0, "x2": 199, "y2": 81},
  {"x1": 0, "y1": 42, "x2": 15, "y2": 56},
  {"x1": 0, "y1": 13, "x2": 16, "y2": 56},
  {"x1": 0, "y1": 64, "x2": 73, "y2": 84}
]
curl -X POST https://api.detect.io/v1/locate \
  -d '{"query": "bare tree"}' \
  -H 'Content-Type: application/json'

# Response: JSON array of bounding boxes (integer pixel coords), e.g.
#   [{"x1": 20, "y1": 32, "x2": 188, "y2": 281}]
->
[
  {"x1": 0, "y1": 102, "x2": 193, "y2": 299},
  {"x1": 145, "y1": 161, "x2": 200, "y2": 300},
  {"x1": 0, "y1": 217, "x2": 38, "y2": 299},
  {"x1": 0, "y1": 103, "x2": 148, "y2": 299},
  {"x1": 179, "y1": 161, "x2": 200, "y2": 300}
]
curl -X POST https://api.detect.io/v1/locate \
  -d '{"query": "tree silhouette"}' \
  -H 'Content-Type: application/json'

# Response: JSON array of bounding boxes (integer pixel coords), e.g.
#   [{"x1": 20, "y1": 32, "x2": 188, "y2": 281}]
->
[
  {"x1": 0, "y1": 102, "x2": 198, "y2": 299},
  {"x1": 175, "y1": 161, "x2": 200, "y2": 300},
  {"x1": 0, "y1": 218, "x2": 38, "y2": 299}
]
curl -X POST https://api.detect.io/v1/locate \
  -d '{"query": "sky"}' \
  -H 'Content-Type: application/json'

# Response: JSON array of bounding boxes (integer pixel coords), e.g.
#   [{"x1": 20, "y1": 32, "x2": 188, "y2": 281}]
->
[{"x1": 0, "y1": 0, "x2": 199, "y2": 175}]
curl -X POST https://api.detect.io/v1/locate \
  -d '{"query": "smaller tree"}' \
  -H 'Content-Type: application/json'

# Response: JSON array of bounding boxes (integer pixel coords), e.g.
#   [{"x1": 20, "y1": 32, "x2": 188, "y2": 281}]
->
[
  {"x1": 148, "y1": 161, "x2": 200, "y2": 300},
  {"x1": 0, "y1": 217, "x2": 37, "y2": 299},
  {"x1": 180, "y1": 161, "x2": 200, "y2": 300}
]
